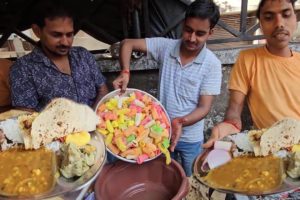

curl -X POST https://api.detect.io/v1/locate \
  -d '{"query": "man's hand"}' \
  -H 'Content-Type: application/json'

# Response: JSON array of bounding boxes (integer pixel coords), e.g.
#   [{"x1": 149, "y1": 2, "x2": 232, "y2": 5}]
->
[
  {"x1": 170, "y1": 117, "x2": 187, "y2": 152},
  {"x1": 202, "y1": 122, "x2": 240, "y2": 148},
  {"x1": 112, "y1": 72, "x2": 129, "y2": 92}
]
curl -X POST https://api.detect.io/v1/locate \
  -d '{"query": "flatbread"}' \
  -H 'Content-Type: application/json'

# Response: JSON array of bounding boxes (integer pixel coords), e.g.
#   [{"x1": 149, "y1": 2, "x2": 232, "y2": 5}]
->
[
  {"x1": 18, "y1": 113, "x2": 39, "y2": 149},
  {"x1": 260, "y1": 118, "x2": 300, "y2": 156},
  {"x1": 248, "y1": 129, "x2": 266, "y2": 156},
  {"x1": 0, "y1": 110, "x2": 30, "y2": 121},
  {"x1": 20, "y1": 98, "x2": 99, "y2": 149}
]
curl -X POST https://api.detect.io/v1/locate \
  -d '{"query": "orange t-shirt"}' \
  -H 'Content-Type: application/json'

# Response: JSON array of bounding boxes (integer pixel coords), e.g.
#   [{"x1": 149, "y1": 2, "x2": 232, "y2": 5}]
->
[
  {"x1": 229, "y1": 46, "x2": 300, "y2": 129},
  {"x1": 0, "y1": 59, "x2": 12, "y2": 106}
]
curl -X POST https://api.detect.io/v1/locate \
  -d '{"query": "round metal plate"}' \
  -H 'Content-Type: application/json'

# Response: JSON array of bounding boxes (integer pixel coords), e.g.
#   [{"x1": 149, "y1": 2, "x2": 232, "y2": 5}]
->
[
  {"x1": 94, "y1": 88, "x2": 171, "y2": 164},
  {"x1": 193, "y1": 144, "x2": 300, "y2": 196}
]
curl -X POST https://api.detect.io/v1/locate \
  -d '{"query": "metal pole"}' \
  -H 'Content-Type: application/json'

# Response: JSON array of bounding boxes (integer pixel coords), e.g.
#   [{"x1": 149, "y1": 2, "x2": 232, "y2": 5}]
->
[{"x1": 240, "y1": 0, "x2": 248, "y2": 34}]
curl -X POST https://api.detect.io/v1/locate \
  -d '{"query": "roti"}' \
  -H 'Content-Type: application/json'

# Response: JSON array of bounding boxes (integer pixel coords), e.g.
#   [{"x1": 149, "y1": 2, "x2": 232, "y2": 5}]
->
[
  {"x1": 19, "y1": 98, "x2": 99, "y2": 149},
  {"x1": 18, "y1": 113, "x2": 39, "y2": 149},
  {"x1": 248, "y1": 129, "x2": 266, "y2": 156},
  {"x1": 260, "y1": 118, "x2": 300, "y2": 156}
]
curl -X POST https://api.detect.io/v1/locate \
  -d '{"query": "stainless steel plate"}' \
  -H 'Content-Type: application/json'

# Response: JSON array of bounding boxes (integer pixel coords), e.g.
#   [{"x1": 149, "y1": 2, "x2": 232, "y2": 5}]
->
[
  {"x1": 193, "y1": 145, "x2": 300, "y2": 196},
  {"x1": 94, "y1": 88, "x2": 171, "y2": 164},
  {"x1": 0, "y1": 132, "x2": 107, "y2": 200}
]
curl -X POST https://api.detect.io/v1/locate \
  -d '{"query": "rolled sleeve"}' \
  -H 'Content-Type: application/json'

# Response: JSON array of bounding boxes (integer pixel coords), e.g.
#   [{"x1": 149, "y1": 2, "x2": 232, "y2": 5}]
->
[{"x1": 146, "y1": 37, "x2": 171, "y2": 62}]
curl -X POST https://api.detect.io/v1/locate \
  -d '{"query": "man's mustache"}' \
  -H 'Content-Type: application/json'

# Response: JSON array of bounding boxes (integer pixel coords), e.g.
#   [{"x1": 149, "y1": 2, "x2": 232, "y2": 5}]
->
[
  {"x1": 57, "y1": 45, "x2": 70, "y2": 49},
  {"x1": 272, "y1": 28, "x2": 289, "y2": 36},
  {"x1": 185, "y1": 41, "x2": 197, "y2": 45}
]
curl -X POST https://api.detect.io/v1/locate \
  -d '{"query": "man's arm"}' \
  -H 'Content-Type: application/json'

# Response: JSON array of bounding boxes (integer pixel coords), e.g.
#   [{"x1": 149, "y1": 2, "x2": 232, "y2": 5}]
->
[
  {"x1": 170, "y1": 95, "x2": 215, "y2": 151},
  {"x1": 113, "y1": 39, "x2": 147, "y2": 91},
  {"x1": 202, "y1": 90, "x2": 246, "y2": 148},
  {"x1": 224, "y1": 90, "x2": 246, "y2": 129},
  {"x1": 93, "y1": 84, "x2": 109, "y2": 109}
]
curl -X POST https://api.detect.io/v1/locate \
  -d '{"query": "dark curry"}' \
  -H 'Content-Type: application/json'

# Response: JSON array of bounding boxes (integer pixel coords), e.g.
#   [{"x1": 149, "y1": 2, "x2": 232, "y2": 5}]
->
[
  {"x1": 0, "y1": 148, "x2": 56, "y2": 196},
  {"x1": 203, "y1": 156, "x2": 283, "y2": 193}
]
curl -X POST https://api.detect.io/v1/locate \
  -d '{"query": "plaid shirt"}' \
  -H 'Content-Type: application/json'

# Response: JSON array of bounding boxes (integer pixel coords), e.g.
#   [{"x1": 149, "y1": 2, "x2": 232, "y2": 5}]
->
[{"x1": 10, "y1": 46, "x2": 106, "y2": 111}]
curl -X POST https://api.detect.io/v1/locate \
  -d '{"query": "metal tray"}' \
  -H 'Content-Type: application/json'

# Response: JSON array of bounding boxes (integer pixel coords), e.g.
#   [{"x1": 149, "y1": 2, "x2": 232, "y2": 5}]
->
[
  {"x1": 193, "y1": 146, "x2": 300, "y2": 196},
  {"x1": 94, "y1": 88, "x2": 171, "y2": 164},
  {"x1": 0, "y1": 132, "x2": 107, "y2": 200}
]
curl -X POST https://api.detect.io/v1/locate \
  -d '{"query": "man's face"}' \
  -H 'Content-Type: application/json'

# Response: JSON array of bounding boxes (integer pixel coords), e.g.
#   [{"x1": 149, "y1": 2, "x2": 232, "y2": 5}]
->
[
  {"x1": 37, "y1": 17, "x2": 74, "y2": 57},
  {"x1": 181, "y1": 17, "x2": 213, "y2": 53},
  {"x1": 259, "y1": 0, "x2": 297, "y2": 49}
]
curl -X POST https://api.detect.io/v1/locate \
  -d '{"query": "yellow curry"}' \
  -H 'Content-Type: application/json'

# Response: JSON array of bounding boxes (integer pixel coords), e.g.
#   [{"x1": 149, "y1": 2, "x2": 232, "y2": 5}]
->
[
  {"x1": 0, "y1": 148, "x2": 56, "y2": 196},
  {"x1": 203, "y1": 156, "x2": 283, "y2": 193}
]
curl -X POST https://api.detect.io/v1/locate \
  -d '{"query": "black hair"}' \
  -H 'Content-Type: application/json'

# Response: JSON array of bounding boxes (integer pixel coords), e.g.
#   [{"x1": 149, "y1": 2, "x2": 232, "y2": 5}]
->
[
  {"x1": 256, "y1": 0, "x2": 297, "y2": 19},
  {"x1": 185, "y1": 0, "x2": 220, "y2": 29},
  {"x1": 32, "y1": 0, "x2": 75, "y2": 28}
]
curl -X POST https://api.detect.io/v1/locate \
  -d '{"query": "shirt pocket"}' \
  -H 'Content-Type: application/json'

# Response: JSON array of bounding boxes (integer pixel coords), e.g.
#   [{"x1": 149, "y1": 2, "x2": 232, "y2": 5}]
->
[{"x1": 178, "y1": 77, "x2": 199, "y2": 101}]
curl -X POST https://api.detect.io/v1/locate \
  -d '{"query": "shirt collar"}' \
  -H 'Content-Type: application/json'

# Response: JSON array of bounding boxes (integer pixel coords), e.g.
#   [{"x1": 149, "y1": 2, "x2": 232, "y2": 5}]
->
[
  {"x1": 170, "y1": 40, "x2": 207, "y2": 64},
  {"x1": 31, "y1": 47, "x2": 53, "y2": 67},
  {"x1": 31, "y1": 45, "x2": 74, "y2": 69}
]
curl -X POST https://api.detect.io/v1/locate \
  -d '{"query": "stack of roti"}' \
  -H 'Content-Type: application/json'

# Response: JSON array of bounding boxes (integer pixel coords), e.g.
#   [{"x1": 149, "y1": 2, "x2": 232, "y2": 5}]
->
[
  {"x1": 248, "y1": 118, "x2": 300, "y2": 156},
  {"x1": 18, "y1": 98, "x2": 99, "y2": 149}
]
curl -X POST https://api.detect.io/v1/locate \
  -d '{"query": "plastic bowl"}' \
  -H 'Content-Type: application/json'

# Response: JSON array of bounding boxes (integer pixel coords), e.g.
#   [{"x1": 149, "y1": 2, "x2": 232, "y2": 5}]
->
[
  {"x1": 95, "y1": 88, "x2": 171, "y2": 163},
  {"x1": 94, "y1": 156, "x2": 189, "y2": 200}
]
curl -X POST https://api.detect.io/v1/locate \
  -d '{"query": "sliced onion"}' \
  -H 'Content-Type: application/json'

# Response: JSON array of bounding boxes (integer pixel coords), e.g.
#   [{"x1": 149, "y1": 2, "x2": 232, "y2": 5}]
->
[
  {"x1": 214, "y1": 141, "x2": 232, "y2": 151},
  {"x1": 201, "y1": 149, "x2": 232, "y2": 172}
]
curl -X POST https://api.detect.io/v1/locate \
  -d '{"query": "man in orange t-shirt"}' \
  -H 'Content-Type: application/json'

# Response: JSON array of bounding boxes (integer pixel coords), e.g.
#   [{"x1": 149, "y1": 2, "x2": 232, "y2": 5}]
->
[
  {"x1": 203, "y1": 0, "x2": 300, "y2": 148},
  {"x1": 0, "y1": 58, "x2": 12, "y2": 112}
]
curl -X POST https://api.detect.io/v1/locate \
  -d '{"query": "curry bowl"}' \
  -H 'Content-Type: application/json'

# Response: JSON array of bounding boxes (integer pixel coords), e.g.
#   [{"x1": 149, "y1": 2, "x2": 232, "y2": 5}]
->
[{"x1": 95, "y1": 88, "x2": 172, "y2": 164}]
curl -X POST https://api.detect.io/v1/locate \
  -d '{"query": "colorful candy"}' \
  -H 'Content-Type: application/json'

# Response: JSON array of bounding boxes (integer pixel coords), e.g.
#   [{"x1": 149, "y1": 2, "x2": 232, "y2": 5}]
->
[{"x1": 97, "y1": 90, "x2": 171, "y2": 164}]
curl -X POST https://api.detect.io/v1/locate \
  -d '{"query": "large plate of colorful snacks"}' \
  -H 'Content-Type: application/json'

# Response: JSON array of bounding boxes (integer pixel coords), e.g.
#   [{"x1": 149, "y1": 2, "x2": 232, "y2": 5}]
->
[
  {"x1": 193, "y1": 118, "x2": 300, "y2": 196},
  {"x1": 0, "y1": 98, "x2": 106, "y2": 199},
  {"x1": 95, "y1": 88, "x2": 171, "y2": 164}
]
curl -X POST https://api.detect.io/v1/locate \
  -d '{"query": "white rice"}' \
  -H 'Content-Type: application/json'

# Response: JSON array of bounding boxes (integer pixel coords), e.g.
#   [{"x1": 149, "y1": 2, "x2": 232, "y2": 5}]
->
[
  {"x1": 226, "y1": 131, "x2": 254, "y2": 152},
  {"x1": 45, "y1": 141, "x2": 61, "y2": 152},
  {"x1": 0, "y1": 118, "x2": 24, "y2": 143}
]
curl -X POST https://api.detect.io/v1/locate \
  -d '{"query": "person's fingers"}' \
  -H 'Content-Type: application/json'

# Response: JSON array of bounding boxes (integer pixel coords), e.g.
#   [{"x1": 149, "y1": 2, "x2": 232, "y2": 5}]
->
[
  {"x1": 170, "y1": 127, "x2": 181, "y2": 152},
  {"x1": 170, "y1": 138, "x2": 177, "y2": 152},
  {"x1": 181, "y1": 117, "x2": 188, "y2": 124},
  {"x1": 112, "y1": 81, "x2": 119, "y2": 90},
  {"x1": 202, "y1": 126, "x2": 219, "y2": 148},
  {"x1": 202, "y1": 137, "x2": 217, "y2": 148},
  {"x1": 121, "y1": 81, "x2": 127, "y2": 93},
  {"x1": 112, "y1": 76, "x2": 128, "y2": 92},
  {"x1": 118, "y1": 76, "x2": 129, "y2": 93},
  {"x1": 112, "y1": 76, "x2": 122, "y2": 90}
]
